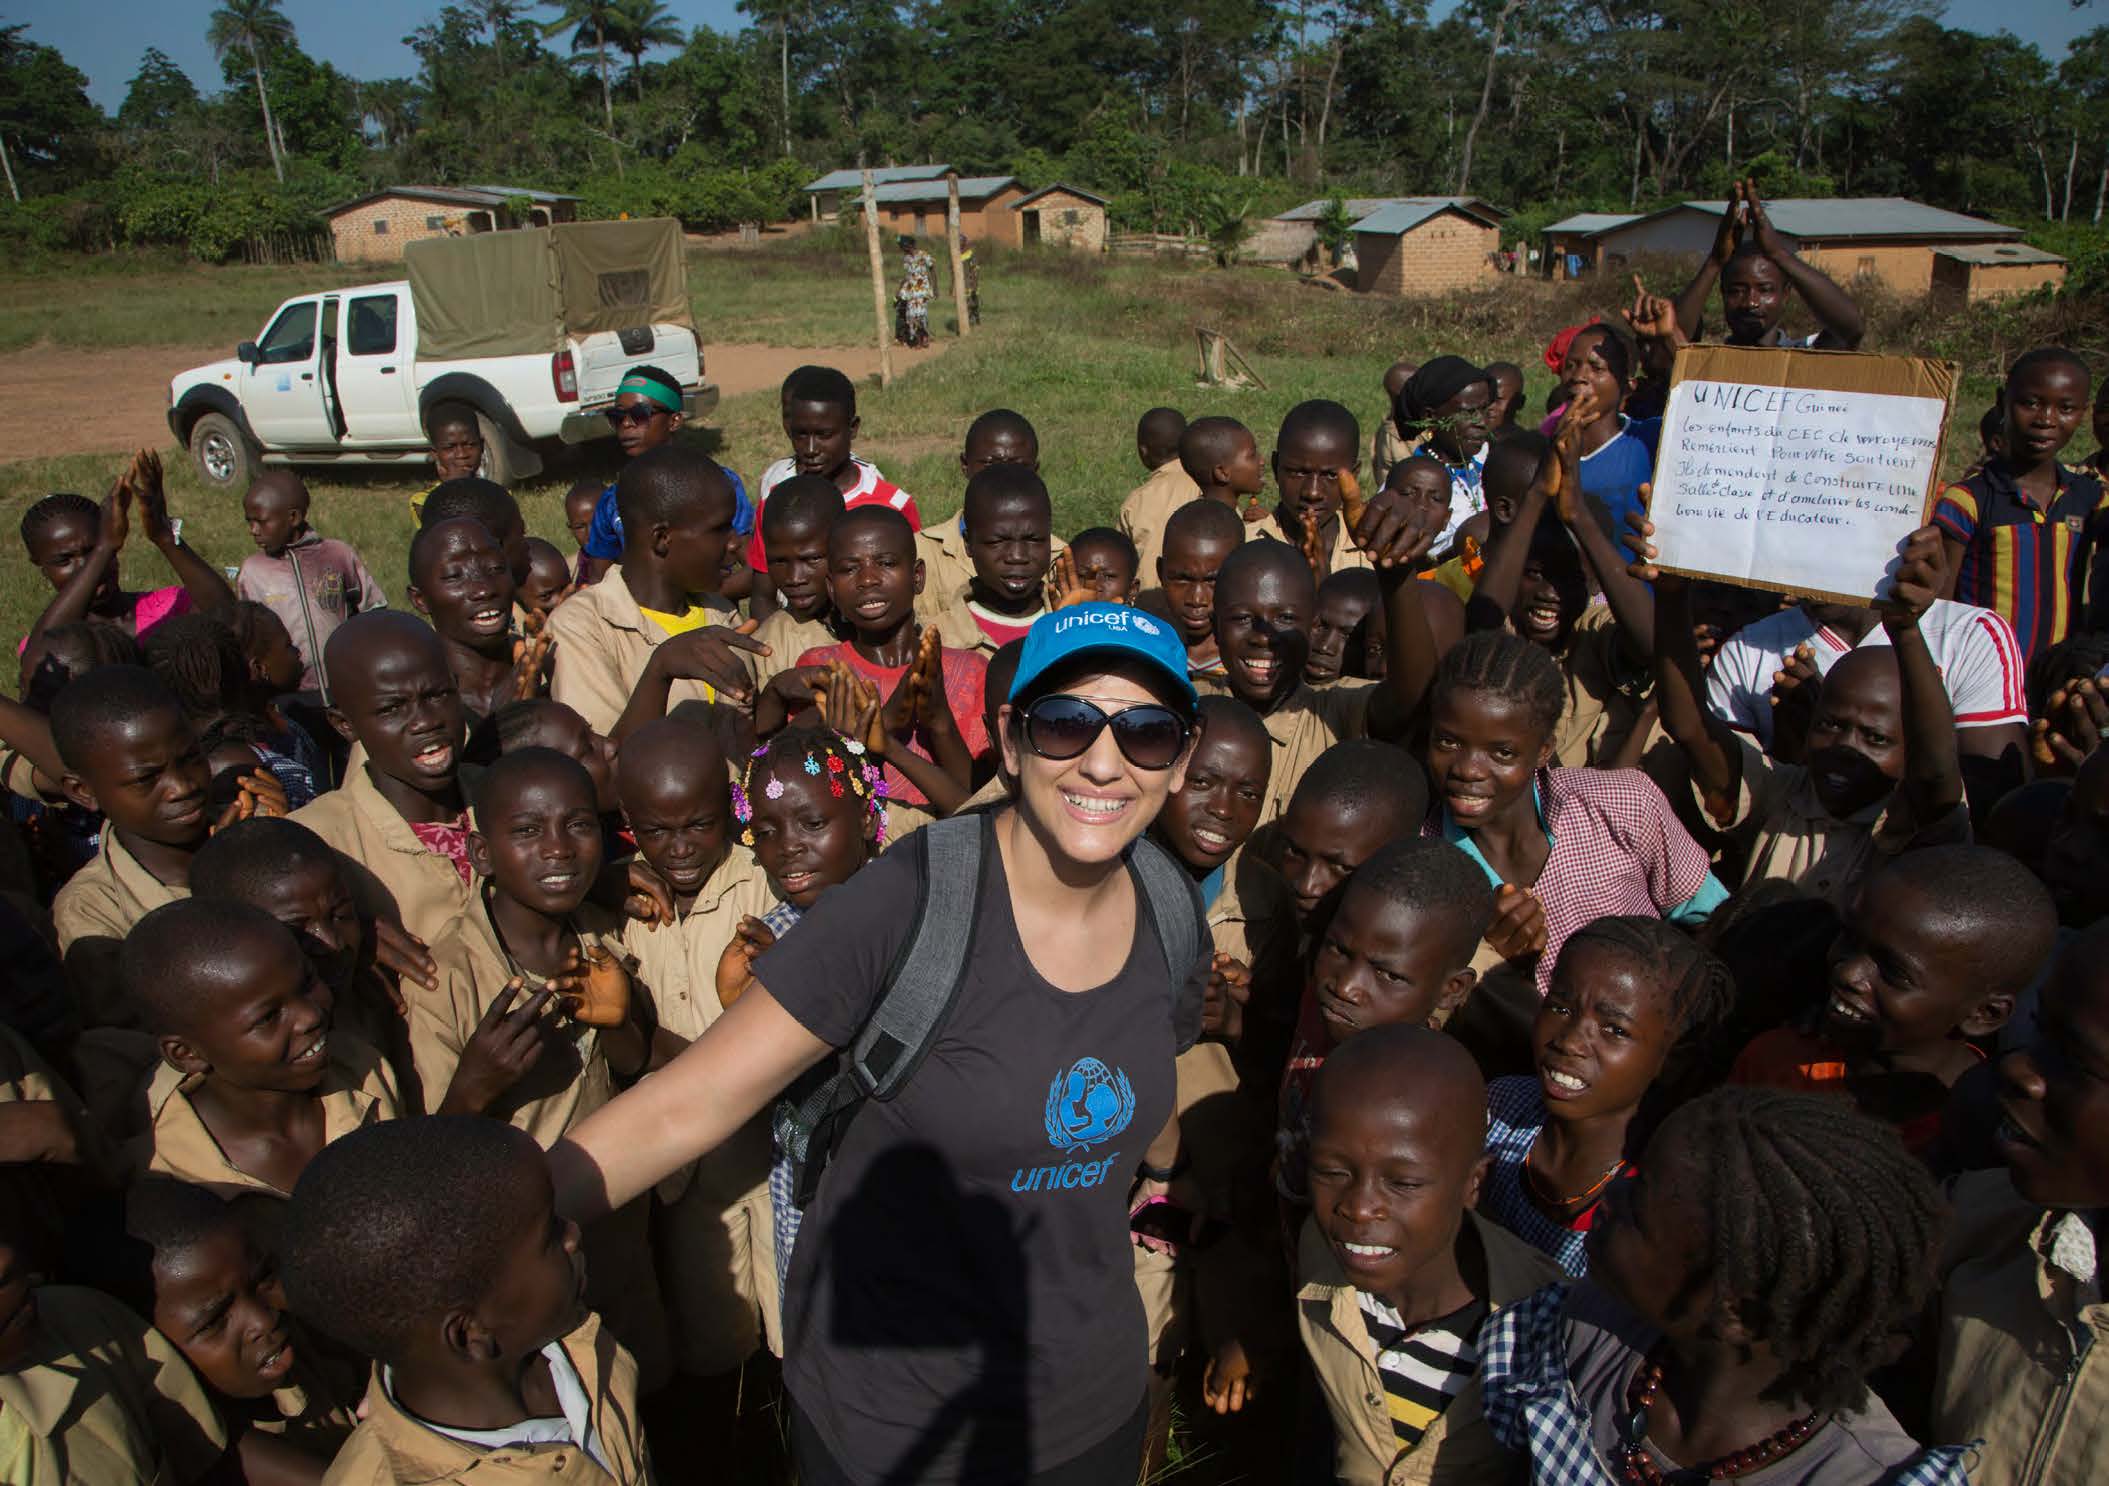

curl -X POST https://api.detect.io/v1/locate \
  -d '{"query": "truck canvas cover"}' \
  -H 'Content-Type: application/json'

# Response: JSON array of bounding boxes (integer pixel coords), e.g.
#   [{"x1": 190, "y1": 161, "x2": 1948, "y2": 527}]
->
[{"x1": 405, "y1": 217, "x2": 693, "y2": 359}]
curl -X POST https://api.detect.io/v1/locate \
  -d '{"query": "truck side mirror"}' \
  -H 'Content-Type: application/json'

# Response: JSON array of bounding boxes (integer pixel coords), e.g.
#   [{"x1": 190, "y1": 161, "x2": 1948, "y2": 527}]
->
[{"x1": 236, "y1": 342, "x2": 259, "y2": 365}]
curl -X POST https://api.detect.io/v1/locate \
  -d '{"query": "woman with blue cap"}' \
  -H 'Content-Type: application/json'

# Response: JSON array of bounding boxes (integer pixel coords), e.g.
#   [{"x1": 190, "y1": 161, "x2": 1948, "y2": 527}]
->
[{"x1": 550, "y1": 602, "x2": 1212, "y2": 1484}]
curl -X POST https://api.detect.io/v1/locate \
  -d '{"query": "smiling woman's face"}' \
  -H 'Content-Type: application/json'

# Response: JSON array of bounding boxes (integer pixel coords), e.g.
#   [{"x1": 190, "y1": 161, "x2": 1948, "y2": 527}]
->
[{"x1": 1000, "y1": 663, "x2": 1193, "y2": 868}]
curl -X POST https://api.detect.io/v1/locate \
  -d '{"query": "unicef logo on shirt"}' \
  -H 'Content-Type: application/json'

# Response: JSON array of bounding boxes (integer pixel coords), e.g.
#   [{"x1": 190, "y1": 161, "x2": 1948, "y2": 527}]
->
[{"x1": 1044, "y1": 1057, "x2": 1136, "y2": 1152}]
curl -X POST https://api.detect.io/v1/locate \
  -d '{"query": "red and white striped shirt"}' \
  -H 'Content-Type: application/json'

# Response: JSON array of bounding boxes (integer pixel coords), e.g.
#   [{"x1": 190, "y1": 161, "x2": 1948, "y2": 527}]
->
[
  {"x1": 748, "y1": 456, "x2": 921, "y2": 570},
  {"x1": 1707, "y1": 599, "x2": 2026, "y2": 750}
]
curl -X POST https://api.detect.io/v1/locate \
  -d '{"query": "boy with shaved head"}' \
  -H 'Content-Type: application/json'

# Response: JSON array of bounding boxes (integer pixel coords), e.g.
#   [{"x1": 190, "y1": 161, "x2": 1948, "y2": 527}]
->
[
  {"x1": 123, "y1": 898, "x2": 399, "y2": 1199},
  {"x1": 914, "y1": 409, "x2": 1060, "y2": 619},
  {"x1": 290, "y1": 611, "x2": 475, "y2": 948},
  {"x1": 1287, "y1": 1026, "x2": 1558, "y2": 1483},
  {"x1": 615, "y1": 715, "x2": 783, "y2": 1384},
  {"x1": 1120, "y1": 406, "x2": 1202, "y2": 595},
  {"x1": 234, "y1": 470, "x2": 386, "y2": 696},
  {"x1": 547, "y1": 444, "x2": 764, "y2": 739}
]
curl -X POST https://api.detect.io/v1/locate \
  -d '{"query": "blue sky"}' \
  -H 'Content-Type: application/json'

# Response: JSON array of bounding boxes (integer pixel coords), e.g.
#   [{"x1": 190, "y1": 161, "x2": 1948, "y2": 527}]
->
[{"x1": 18, "y1": 0, "x2": 2104, "y2": 112}]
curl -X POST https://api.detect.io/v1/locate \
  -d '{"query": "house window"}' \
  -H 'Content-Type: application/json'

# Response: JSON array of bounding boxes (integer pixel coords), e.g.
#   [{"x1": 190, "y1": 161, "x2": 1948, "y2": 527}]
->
[
  {"x1": 1062, "y1": 210, "x2": 1081, "y2": 227},
  {"x1": 373, "y1": 219, "x2": 389, "y2": 235},
  {"x1": 1857, "y1": 255, "x2": 1877, "y2": 278},
  {"x1": 426, "y1": 215, "x2": 445, "y2": 230}
]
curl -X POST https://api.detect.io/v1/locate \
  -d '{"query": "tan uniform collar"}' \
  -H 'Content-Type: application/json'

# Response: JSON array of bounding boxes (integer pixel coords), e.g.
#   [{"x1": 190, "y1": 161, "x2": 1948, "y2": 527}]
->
[
  {"x1": 346, "y1": 753, "x2": 466, "y2": 860},
  {"x1": 142, "y1": 1045, "x2": 392, "y2": 1196},
  {"x1": 355, "y1": 1314, "x2": 613, "y2": 1485},
  {"x1": 1297, "y1": 1210, "x2": 1547, "y2": 1311}
]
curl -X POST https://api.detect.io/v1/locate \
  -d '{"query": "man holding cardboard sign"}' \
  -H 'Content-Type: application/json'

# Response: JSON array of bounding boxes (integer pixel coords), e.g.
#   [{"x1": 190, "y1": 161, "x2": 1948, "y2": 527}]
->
[{"x1": 1643, "y1": 343, "x2": 1956, "y2": 609}]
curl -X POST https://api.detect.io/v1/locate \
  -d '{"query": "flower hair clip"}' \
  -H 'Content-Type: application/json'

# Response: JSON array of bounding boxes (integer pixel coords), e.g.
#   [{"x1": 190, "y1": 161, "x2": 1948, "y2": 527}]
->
[
  {"x1": 765, "y1": 778, "x2": 786, "y2": 800},
  {"x1": 802, "y1": 753, "x2": 822, "y2": 776}
]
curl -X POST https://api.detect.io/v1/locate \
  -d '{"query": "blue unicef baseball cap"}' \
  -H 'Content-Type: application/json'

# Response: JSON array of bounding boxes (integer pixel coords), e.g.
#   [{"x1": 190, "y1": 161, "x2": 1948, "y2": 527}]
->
[{"x1": 1008, "y1": 603, "x2": 1197, "y2": 710}]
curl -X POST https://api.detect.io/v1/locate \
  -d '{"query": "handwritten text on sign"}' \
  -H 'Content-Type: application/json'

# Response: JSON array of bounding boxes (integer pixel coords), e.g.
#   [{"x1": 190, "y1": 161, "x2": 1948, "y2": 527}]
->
[{"x1": 1651, "y1": 380, "x2": 1947, "y2": 602}]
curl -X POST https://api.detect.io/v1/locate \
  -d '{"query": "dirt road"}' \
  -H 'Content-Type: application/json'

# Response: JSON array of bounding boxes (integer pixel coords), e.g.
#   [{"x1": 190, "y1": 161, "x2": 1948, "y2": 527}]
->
[{"x1": 0, "y1": 338, "x2": 951, "y2": 465}]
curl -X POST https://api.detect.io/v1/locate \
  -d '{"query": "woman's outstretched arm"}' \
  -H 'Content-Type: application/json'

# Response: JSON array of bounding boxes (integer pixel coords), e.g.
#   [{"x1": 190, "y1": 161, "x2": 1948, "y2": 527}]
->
[{"x1": 549, "y1": 981, "x2": 832, "y2": 1222}]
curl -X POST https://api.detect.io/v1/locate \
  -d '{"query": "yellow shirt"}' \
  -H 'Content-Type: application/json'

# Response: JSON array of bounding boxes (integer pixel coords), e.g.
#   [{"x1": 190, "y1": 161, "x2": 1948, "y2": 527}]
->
[{"x1": 53, "y1": 833, "x2": 187, "y2": 1030}]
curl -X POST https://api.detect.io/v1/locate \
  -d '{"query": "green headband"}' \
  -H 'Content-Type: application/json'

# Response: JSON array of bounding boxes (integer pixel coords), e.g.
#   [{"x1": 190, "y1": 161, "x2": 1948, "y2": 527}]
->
[{"x1": 617, "y1": 374, "x2": 681, "y2": 412}]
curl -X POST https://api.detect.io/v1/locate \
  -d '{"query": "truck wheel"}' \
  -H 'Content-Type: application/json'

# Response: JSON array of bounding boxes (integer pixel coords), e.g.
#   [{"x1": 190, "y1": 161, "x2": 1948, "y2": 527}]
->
[
  {"x1": 476, "y1": 413, "x2": 543, "y2": 487},
  {"x1": 189, "y1": 413, "x2": 257, "y2": 493}
]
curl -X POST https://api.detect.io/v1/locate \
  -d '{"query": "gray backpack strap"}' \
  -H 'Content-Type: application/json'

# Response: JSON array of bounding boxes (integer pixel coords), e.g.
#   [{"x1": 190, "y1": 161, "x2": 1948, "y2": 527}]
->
[
  {"x1": 773, "y1": 815, "x2": 986, "y2": 1208},
  {"x1": 1127, "y1": 834, "x2": 1207, "y2": 995},
  {"x1": 849, "y1": 814, "x2": 985, "y2": 1100}
]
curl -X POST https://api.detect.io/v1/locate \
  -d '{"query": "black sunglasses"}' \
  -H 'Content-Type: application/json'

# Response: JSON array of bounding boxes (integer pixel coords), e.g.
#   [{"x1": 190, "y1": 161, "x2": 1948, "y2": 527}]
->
[
  {"x1": 605, "y1": 404, "x2": 670, "y2": 428},
  {"x1": 1021, "y1": 694, "x2": 1190, "y2": 771}
]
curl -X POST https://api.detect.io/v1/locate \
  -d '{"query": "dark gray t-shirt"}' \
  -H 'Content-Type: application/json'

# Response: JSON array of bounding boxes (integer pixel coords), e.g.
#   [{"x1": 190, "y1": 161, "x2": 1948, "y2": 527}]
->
[{"x1": 753, "y1": 818, "x2": 1206, "y2": 1484}]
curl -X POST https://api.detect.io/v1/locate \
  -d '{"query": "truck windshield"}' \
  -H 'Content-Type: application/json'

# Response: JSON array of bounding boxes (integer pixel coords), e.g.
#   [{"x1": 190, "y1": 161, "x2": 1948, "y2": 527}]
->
[{"x1": 257, "y1": 302, "x2": 317, "y2": 365}]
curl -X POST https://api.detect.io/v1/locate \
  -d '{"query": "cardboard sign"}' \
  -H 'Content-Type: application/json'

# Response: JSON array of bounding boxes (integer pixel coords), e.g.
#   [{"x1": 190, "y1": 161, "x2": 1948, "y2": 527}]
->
[{"x1": 1647, "y1": 345, "x2": 1959, "y2": 605}]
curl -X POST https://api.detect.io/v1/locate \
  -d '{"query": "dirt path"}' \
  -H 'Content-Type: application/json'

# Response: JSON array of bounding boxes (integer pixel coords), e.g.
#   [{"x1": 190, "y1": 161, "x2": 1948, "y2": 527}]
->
[{"x1": 0, "y1": 337, "x2": 952, "y2": 465}]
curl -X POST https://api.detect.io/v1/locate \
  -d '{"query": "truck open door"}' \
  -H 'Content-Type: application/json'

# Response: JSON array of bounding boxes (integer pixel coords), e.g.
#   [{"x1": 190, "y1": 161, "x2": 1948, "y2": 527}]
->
[
  {"x1": 333, "y1": 288, "x2": 421, "y2": 444},
  {"x1": 242, "y1": 295, "x2": 342, "y2": 448}
]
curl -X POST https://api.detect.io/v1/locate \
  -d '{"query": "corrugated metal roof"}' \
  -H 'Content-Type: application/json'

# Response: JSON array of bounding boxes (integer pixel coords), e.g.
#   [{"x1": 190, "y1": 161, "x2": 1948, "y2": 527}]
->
[
  {"x1": 872, "y1": 175, "x2": 1018, "y2": 205},
  {"x1": 1013, "y1": 183, "x2": 1109, "y2": 209},
  {"x1": 1545, "y1": 212, "x2": 1639, "y2": 235},
  {"x1": 1933, "y1": 243, "x2": 2066, "y2": 266},
  {"x1": 804, "y1": 165, "x2": 953, "y2": 193},
  {"x1": 1631, "y1": 197, "x2": 2023, "y2": 242},
  {"x1": 463, "y1": 184, "x2": 580, "y2": 203},
  {"x1": 1351, "y1": 199, "x2": 1501, "y2": 235},
  {"x1": 323, "y1": 184, "x2": 578, "y2": 216},
  {"x1": 1281, "y1": 195, "x2": 1506, "y2": 222}
]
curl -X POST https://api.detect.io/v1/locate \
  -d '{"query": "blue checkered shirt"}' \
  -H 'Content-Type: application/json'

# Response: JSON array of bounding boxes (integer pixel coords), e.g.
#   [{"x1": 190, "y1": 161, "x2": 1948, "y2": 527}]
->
[
  {"x1": 1481, "y1": 1076, "x2": 1596, "y2": 1278},
  {"x1": 1480, "y1": 1283, "x2": 1976, "y2": 1485}
]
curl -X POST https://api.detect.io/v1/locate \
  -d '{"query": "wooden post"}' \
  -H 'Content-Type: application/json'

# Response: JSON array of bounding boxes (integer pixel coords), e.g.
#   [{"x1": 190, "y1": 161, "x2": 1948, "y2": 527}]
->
[
  {"x1": 861, "y1": 168, "x2": 893, "y2": 387},
  {"x1": 946, "y1": 173, "x2": 969, "y2": 339}
]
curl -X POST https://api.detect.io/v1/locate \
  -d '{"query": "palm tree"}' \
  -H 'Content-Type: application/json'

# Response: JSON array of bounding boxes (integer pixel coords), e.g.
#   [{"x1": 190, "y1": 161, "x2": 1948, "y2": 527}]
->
[
  {"x1": 542, "y1": 0, "x2": 622, "y2": 130},
  {"x1": 206, "y1": 0, "x2": 295, "y2": 183},
  {"x1": 610, "y1": 0, "x2": 682, "y2": 103},
  {"x1": 471, "y1": 0, "x2": 520, "y2": 81}
]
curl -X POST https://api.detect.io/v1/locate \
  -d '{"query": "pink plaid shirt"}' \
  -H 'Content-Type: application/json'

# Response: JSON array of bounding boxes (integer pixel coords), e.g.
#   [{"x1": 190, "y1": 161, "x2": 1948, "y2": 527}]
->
[{"x1": 1430, "y1": 767, "x2": 1723, "y2": 997}]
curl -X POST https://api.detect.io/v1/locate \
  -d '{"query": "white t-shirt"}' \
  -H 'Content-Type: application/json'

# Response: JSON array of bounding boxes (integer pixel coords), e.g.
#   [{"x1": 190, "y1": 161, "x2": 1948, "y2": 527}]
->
[{"x1": 1706, "y1": 599, "x2": 2027, "y2": 749}]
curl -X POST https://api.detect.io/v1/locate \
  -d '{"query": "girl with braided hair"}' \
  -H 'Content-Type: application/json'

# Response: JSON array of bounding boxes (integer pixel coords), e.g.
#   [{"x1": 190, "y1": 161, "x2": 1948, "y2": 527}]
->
[
  {"x1": 720, "y1": 723, "x2": 887, "y2": 1294},
  {"x1": 1422, "y1": 630, "x2": 1726, "y2": 998},
  {"x1": 1482, "y1": 1088, "x2": 1968, "y2": 1485},
  {"x1": 1480, "y1": 916, "x2": 1736, "y2": 1277}
]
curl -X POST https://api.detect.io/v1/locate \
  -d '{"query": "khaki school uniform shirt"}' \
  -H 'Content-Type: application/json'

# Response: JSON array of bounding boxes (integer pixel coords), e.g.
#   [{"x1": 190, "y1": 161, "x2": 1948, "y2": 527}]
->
[
  {"x1": 913, "y1": 518, "x2": 1066, "y2": 621},
  {"x1": 1708, "y1": 734, "x2": 1970, "y2": 907},
  {"x1": 751, "y1": 608, "x2": 837, "y2": 691},
  {"x1": 323, "y1": 1311, "x2": 651, "y2": 1486},
  {"x1": 0, "y1": 1284, "x2": 228, "y2": 1486},
  {"x1": 134, "y1": 1034, "x2": 400, "y2": 1198},
  {"x1": 53, "y1": 833, "x2": 187, "y2": 1029},
  {"x1": 247, "y1": 1321, "x2": 362, "y2": 1462},
  {"x1": 1248, "y1": 514, "x2": 1376, "y2": 577},
  {"x1": 1298, "y1": 1211, "x2": 1554, "y2": 1486},
  {"x1": 1257, "y1": 680, "x2": 1376, "y2": 825},
  {"x1": 1180, "y1": 847, "x2": 1298, "y2": 1222},
  {"x1": 621, "y1": 846, "x2": 776, "y2": 1205},
  {"x1": 1551, "y1": 604, "x2": 1651, "y2": 768},
  {"x1": 1371, "y1": 416, "x2": 1415, "y2": 489},
  {"x1": 1121, "y1": 460, "x2": 1203, "y2": 596},
  {"x1": 416, "y1": 898, "x2": 626, "y2": 1146},
  {"x1": 1932, "y1": 1170, "x2": 2107, "y2": 1486},
  {"x1": 548, "y1": 565, "x2": 722, "y2": 736},
  {"x1": 291, "y1": 760, "x2": 474, "y2": 949}
]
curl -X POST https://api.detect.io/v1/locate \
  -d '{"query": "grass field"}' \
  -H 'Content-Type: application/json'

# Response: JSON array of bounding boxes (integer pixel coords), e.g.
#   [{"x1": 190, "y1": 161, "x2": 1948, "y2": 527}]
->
[{"x1": 0, "y1": 240, "x2": 2070, "y2": 662}]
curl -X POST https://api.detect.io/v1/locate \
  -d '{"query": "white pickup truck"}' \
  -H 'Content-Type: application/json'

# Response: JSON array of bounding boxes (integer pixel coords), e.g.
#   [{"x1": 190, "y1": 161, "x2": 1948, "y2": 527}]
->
[{"x1": 167, "y1": 217, "x2": 717, "y2": 491}]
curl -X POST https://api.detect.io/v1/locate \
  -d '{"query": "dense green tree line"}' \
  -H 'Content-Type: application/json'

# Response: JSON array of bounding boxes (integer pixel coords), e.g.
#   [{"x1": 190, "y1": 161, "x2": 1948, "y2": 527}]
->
[{"x1": 2, "y1": 0, "x2": 2107, "y2": 262}]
